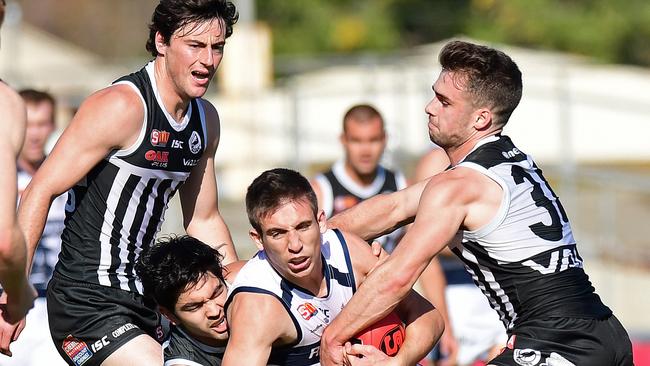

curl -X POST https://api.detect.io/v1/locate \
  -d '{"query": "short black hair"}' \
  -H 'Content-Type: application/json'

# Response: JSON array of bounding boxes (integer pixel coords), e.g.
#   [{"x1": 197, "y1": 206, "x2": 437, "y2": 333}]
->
[
  {"x1": 439, "y1": 40, "x2": 522, "y2": 126},
  {"x1": 246, "y1": 168, "x2": 318, "y2": 236},
  {"x1": 342, "y1": 104, "x2": 385, "y2": 133},
  {"x1": 19, "y1": 89, "x2": 56, "y2": 123},
  {"x1": 146, "y1": 0, "x2": 239, "y2": 57},
  {"x1": 135, "y1": 235, "x2": 225, "y2": 311}
]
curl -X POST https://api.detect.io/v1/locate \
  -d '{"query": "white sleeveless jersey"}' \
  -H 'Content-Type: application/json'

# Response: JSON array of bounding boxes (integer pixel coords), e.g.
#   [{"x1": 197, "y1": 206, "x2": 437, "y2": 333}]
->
[
  {"x1": 226, "y1": 229, "x2": 356, "y2": 366},
  {"x1": 450, "y1": 135, "x2": 610, "y2": 331}
]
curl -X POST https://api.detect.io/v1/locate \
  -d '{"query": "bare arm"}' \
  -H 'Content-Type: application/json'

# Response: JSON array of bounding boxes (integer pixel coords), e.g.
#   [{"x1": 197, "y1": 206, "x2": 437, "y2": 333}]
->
[
  {"x1": 321, "y1": 171, "x2": 472, "y2": 366},
  {"x1": 344, "y1": 231, "x2": 444, "y2": 365},
  {"x1": 0, "y1": 84, "x2": 36, "y2": 339},
  {"x1": 327, "y1": 178, "x2": 429, "y2": 241},
  {"x1": 222, "y1": 293, "x2": 295, "y2": 366},
  {"x1": 180, "y1": 101, "x2": 237, "y2": 265},
  {"x1": 17, "y1": 85, "x2": 144, "y2": 273}
]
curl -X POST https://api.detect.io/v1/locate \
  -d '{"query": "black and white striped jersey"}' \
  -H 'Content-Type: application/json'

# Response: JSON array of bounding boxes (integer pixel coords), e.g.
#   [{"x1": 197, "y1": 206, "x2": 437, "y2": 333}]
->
[
  {"x1": 163, "y1": 325, "x2": 224, "y2": 366},
  {"x1": 314, "y1": 161, "x2": 407, "y2": 253},
  {"x1": 450, "y1": 135, "x2": 611, "y2": 332},
  {"x1": 225, "y1": 229, "x2": 356, "y2": 366},
  {"x1": 55, "y1": 61, "x2": 208, "y2": 294}
]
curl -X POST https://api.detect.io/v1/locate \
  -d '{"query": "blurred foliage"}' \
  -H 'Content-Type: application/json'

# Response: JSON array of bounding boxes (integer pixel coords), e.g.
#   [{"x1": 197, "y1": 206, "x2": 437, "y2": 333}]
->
[
  {"x1": 257, "y1": 0, "x2": 650, "y2": 66},
  {"x1": 13, "y1": 0, "x2": 650, "y2": 66}
]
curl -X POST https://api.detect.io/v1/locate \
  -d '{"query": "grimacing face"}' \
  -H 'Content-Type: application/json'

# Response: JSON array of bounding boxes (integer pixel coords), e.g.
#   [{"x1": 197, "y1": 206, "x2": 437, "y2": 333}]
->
[
  {"x1": 341, "y1": 117, "x2": 386, "y2": 178},
  {"x1": 156, "y1": 18, "x2": 226, "y2": 100},
  {"x1": 424, "y1": 70, "x2": 477, "y2": 149},
  {"x1": 163, "y1": 272, "x2": 229, "y2": 346},
  {"x1": 250, "y1": 198, "x2": 326, "y2": 290}
]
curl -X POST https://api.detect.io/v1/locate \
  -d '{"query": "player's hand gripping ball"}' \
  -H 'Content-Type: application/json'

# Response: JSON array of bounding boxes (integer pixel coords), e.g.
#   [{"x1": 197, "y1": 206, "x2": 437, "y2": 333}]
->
[{"x1": 351, "y1": 311, "x2": 405, "y2": 356}]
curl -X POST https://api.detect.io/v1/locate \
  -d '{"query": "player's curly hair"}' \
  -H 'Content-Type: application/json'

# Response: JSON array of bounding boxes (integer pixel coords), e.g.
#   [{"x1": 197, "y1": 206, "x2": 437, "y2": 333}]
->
[
  {"x1": 439, "y1": 40, "x2": 522, "y2": 127},
  {"x1": 246, "y1": 168, "x2": 319, "y2": 236},
  {"x1": 135, "y1": 235, "x2": 225, "y2": 311},
  {"x1": 146, "y1": 0, "x2": 239, "y2": 57}
]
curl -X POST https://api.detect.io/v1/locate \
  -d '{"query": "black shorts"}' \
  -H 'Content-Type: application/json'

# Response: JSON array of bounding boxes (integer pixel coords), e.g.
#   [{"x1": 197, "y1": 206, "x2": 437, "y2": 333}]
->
[
  {"x1": 488, "y1": 315, "x2": 633, "y2": 366},
  {"x1": 47, "y1": 274, "x2": 163, "y2": 366}
]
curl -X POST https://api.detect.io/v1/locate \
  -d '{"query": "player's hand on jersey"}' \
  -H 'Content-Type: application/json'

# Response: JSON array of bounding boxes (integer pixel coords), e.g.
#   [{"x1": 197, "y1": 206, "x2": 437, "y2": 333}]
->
[
  {"x1": 343, "y1": 342, "x2": 397, "y2": 366},
  {"x1": 320, "y1": 333, "x2": 346, "y2": 366}
]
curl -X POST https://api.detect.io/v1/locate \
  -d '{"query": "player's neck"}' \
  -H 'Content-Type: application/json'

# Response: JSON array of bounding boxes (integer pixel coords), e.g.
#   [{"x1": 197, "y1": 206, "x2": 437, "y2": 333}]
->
[
  {"x1": 344, "y1": 162, "x2": 377, "y2": 187},
  {"x1": 448, "y1": 130, "x2": 501, "y2": 166},
  {"x1": 293, "y1": 258, "x2": 327, "y2": 297},
  {"x1": 153, "y1": 58, "x2": 191, "y2": 123}
]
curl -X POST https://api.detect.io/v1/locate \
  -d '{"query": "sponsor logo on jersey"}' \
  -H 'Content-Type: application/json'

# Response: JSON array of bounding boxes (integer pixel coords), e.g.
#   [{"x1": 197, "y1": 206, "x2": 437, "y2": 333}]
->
[
  {"x1": 111, "y1": 323, "x2": 138, "y2": 339},
  {"x1": 502, "y1": 147, "x2": 522, "y2": 159},
  {"x1": 62, "y1": 335, "x2": 93, "y2": 366},
  {"x1": 145, "y1": 150, "x2": 169, "y2": 167},
  {"x1": 189, "y1": 131, "x2": 202, "y2": 154},
  {"x1": 298, "y1": 302, "x2": 318, "y2": 320},
  {"x1": 513, "y1": 348, "x2": 541, "y2": 366},
  {"x1": 171, "y1": 139, "x2": 184, "y2": 149},
  {"x1": 333, "y1": 195, "x2": 359, "y2": 214},
  {"x1": 183, "y1": 158, "x2": 200, "y2": 167},
  {"x1": 89, "y1": 336, "x2": 110, "y2": 353},
  {"x1": 151, "y1": 129, "x2": 170, "y2": 147},
  {"x1": 308, "y1": 345, "x2": 320, "y2": 359}
]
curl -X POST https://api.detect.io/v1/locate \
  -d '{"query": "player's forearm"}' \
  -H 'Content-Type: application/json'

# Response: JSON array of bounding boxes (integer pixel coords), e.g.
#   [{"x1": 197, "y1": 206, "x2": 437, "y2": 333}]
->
[
  {"x1": 396, "y1": 292, "x2": 444, "y2": 365},
  {"x1": 185, "y1": 213, "x2": 238, "y2": 265},
  {"x1": 0, "y1": 224, "x2": 30, "y2": 296},
  {"x1": 16, "y1": 184, "x2": 53, "y2": 272}
]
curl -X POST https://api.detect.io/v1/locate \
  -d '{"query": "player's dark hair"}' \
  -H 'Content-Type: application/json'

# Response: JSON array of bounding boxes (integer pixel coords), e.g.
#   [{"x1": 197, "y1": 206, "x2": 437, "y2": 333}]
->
[
  {"x1": 439, "y1": 40, "x2": 522, "y2": 127},
  {"x1": 19, "y1": 89, "x2": 56, "y2": 123},
  {"x1": 135, "y1": 235, "x2": 225, "y2": 311},
  {"x1": 0, "y1": 0, "x2": 6, "y2": 26},
  {"x1": 146, "y1": 0, "x2": 239, "y2": 57},
  {"x1": 342, "y1": 104, "x2": 385, "y2": 133},
  {"x1": 246, "y1": 168, "x2": 318, "y2": 236}
]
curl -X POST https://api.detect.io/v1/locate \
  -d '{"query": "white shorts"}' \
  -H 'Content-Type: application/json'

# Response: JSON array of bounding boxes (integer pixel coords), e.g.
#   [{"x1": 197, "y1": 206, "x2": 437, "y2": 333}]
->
[
  {"x1": 446, "y1": 284, "x2": 507, "y2": 365},
  {"x1": 0, "y1": 298, "x2": 67, "y2": 366}
]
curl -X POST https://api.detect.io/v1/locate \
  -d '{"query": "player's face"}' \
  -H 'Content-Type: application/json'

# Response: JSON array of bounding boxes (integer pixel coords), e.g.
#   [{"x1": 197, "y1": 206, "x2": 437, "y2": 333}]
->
[
  {"x1": 252, "y1": 198, "x2": 326, "y2": 288},
  {"x1": 425, "y1": 70, "x2": 477, "y2": 149},
  {"x1": 169, "y1": 272, "x2": 229, "y2": 346},
  {"x1": 157, "y1": 18, "x2": 226, "y2": 100},
  {"x1": 21, "y1": 101, "x2": 55, "y2": 164},
  {"x1": 341, "y1": 117, "x2": 386, "y2": 178}
]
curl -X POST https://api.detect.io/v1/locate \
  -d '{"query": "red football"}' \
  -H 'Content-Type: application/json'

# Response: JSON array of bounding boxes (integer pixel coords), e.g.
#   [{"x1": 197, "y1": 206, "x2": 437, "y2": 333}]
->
[{"x1": 351, "y1": 311, "x2": 405, "y2": 357}]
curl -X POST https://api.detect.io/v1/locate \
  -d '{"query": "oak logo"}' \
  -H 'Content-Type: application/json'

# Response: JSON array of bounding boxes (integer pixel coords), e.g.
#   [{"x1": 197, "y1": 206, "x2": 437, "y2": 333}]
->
[
  {"x1": 151, "y1": 129, "x2": 170, "y2": 147},
  {"x1": 145, "y1": 150, "x2": 169, "y2": 163}
]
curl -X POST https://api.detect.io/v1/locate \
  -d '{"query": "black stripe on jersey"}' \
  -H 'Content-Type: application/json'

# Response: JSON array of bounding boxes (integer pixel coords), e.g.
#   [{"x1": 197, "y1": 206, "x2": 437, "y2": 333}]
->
[
  {"x1": 463, "y1": 135, "x2": 527, "y2": 169},
  {"x1": 107, "y1": 174, "x2": 142, "y2": 288},
  {"x1": 333, "y1": 229, "x2": 356, "y2": 292},
  {"x1": 124, "y1": 178, "x2": 156, "y2": 292},
  {"x1": 452, "y1": 241, "x2": 519, "y2": 328},
  {"x1": 328, "y1": 265, "x2": 352, "y2": 288},
  {"x1": 225, "y1": 287, "x2": 303, "y2": 349},
  {"x1": 268, "y1": 340, "x2": 321, "y2": 366},
  {"x1": 140, "y1": 179, "x2": 174, "y2": 252}
]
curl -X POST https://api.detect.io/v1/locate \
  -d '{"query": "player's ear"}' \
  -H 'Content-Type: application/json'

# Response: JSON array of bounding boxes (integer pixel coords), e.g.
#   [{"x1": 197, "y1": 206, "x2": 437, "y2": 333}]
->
[
  {"x1": 155, "y1": 31, "x2": 168, "y2": 56},
  {"x1": 473, "y1": 109, "x2": 492, "y2": 130},
  {"x1": 159, "y1": 306, "x2": 179, "y2": 326},
  {"x1": 249, "y1": 229, "x2": 264, "y2": 251},
  {"x1": 317, "y1": 210, "x2": 327, "y2": 233}
]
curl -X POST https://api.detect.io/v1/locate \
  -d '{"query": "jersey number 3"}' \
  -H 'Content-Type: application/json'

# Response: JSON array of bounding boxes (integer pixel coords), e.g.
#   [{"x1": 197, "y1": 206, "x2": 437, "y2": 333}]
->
[{"x1": 511, "y1": 165, "x2": 568, "y2": 241}]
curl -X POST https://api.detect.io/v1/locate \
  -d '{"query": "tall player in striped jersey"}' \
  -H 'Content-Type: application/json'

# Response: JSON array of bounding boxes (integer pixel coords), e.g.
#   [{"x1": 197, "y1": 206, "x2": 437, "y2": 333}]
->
[
  {"x1": 223, "y1": 168, "x2": 443, "y2": 366},
  {"x1": 0, "y1": 0, "x2": 38, "y2": 357},
  {"x1": 321, "y1": 41, "x2": 634, "y2": 366},
  {"x1": 16, "y1": 1, "x2": 239, "y2": 365}
]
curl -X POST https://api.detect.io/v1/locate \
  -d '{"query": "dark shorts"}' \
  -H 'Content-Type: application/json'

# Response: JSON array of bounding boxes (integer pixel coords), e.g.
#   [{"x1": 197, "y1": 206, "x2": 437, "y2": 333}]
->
[
  {"x1": 47, "y1": 274, "x2": 163, "y2": 366},
  {"x1": 488, "y1": 315, "x2": 633, "y2": 366}
]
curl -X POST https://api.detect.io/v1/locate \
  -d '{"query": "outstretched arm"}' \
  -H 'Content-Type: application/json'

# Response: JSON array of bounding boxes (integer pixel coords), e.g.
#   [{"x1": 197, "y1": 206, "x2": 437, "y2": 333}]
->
[
  {"x1": 328, "y1": 178, "x2": 429, "y2": 241},
  {"x1": 180, "y1": 101, "x2": 237, "y2": 265},
  {"x1": 321, "y1": 172, "x2": 469, "y2": 366}
]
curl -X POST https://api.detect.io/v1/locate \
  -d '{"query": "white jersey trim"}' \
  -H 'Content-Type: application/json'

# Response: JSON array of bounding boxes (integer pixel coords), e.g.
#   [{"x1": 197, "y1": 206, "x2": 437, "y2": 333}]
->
[
  {"x1": 109, "y1": 81, "x2": 148, "y2": 158},
  {"x1": 163, "y1": 358, "x2": 203, "y2": 366},
  {"x1": 145, "y1": 62, "x2": 192, "y2": 132},
  {"x1": 456, "y1": 162, "x2": 511, "y2": 240},
  {"x1": 107, "y1": 158, "x2": 191, "y2": 181},
  {"x1": 331, "y1": 160, "x2": 388, "y2": 198}
]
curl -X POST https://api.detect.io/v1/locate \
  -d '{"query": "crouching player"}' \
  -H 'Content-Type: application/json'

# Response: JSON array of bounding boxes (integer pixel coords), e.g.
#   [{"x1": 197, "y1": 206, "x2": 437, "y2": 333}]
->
[{"x1": 136, "y1": 235, "x2": 244, "y2": 366}]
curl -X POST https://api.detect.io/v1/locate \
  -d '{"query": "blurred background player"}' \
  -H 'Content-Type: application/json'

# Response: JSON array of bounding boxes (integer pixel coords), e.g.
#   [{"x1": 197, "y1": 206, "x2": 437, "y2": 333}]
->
[
  {"x1": 16, "y1": 1, "x2": 240, "y2": 364},
  {"x1": 311, "y1": 104, "x2": 407, "y2": 253},
  {"x1": 136, "y1": 235, "x2": 245, "y2": 366},
  {"x1": 415, "y1": 147, "x2": 505, "y2": 366},
  {"x1": 223, "y1": 168, "x2": 443, "y2": 365},
  {"x1": 0, "y1": 0, "x2": 37, "y2": 358},
  {"x1": 0, "y1": 89, "x2": 67, "y2": 365}
]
